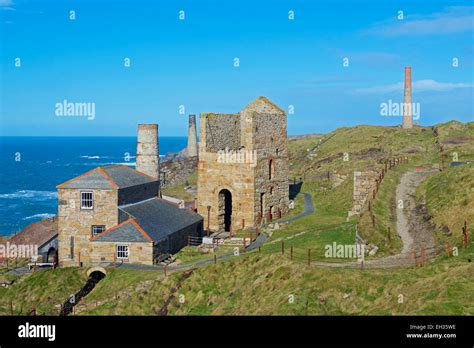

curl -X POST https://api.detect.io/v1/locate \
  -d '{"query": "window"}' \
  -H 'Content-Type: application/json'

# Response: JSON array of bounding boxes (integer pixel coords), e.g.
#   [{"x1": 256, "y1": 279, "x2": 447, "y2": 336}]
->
[
  {"x1": 116, "y1": 244, "x2": 129, "y2": 259},
  {"x1": 81, "y1": 191, "x2": 93, "y2": 210},
  {"x1": 91, "y1": 225, "x2": 106, "y2": 237},
  {"x1": 269, "y1": 159, "x2": 274, "y2": 180}
]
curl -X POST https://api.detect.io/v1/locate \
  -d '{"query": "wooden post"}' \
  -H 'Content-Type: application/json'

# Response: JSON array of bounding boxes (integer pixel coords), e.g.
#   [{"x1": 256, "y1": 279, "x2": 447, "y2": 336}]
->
[
  {"x1": 387, "y1": 227, "x2": 391, "y2": 242},
  {"x1": 307, "y1": 249, "x2": 311, "y2": 266},
  {"x1": 78, "y1": 251, "x2": 81, "y2": 267},
  {"x1": 214, "y1": 254, "x2": 217, "y2": 265},
  {"x1": 164, "y1": 264, "x2": 167, "y2": 277},
  {"x1": 281, "y1": 241, "x2": 285, "y2": 255},
  {"x1": 368, "y1": 201, "x2": 371, "y2": 212},
  {"x1": 462, "y1": 221, "x2": 468, "y2": 244},
  {"x1": 373, "y1": 190, "x2": 376, "y2": 199},
  {"x1": 290, "y1": 246, "x2": 293, "y2": 260},
  {"x1": 446, "y1": 242, "x2": 451, "y2": 257},
  {"x1": 242, "y1": 219, "x2": 245, "y2": 229}
]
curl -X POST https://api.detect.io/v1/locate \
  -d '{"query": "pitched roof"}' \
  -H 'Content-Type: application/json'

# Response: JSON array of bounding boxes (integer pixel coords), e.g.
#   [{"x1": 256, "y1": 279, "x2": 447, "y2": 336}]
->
[
  {"x1": 240, "y1": 96, "x2": 285, "y2": 115},
  {"x1": 8, "y1": 219, "x2": 57, "y2": 248},
  {"x1": 91, "y1": 219, "x2": 152, "y2": 243},
  {"x1": 118, "y1": 197, "x2": 203, "y2": 242},
  {"x1": 57, "y1": 165, "x2": 156, "y2": 189}
]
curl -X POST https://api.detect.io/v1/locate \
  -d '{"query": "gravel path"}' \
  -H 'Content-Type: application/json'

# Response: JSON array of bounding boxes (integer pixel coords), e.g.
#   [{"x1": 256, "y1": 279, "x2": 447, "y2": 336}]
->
[{"x1": 313, "y1": 168, "x2": 438, "y2": 269}]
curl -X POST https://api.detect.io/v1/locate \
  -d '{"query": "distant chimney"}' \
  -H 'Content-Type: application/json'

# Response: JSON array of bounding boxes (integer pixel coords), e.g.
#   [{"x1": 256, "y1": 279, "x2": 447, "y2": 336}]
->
[
  {"x1": 136, "y1": 124, "x2": 159, "y2": 180},
  {"x1": 402, "y1": 66, "x2": 413, "y2": 129},
  {"x1": 186, "y1": 114, "x2": 198, "y2": 157}
]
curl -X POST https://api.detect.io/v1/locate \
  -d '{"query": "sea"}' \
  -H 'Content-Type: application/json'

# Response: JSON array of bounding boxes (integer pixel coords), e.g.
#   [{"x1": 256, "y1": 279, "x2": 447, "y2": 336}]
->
[{"x1": 0, "y1": 136, "x2": 187, "y2": 236}]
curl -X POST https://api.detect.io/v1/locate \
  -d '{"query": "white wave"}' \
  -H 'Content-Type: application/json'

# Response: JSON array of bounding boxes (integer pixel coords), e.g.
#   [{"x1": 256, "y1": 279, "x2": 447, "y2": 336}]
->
[
  {"x1": 23, "y1": 213, "x2": 55, "y2": 220},
  {"x1": 80, "y1": 155, "x2": 101, "y2": 159},
  {"x1": 84, "y1": 162, "x2": 136, "y2": 167},
  {"x1": 0, "y1": 190, "x2": 58, "y2": 200}
]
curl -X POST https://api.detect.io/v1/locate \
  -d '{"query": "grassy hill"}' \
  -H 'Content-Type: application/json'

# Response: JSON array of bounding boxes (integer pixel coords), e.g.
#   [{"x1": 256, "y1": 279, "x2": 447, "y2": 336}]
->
[
  {"x1": 2, "y1": 121, "x2": 472, "y2": 316},
  {"x1": 3, "y1": 242, "x2": 472, "y2": 316}
]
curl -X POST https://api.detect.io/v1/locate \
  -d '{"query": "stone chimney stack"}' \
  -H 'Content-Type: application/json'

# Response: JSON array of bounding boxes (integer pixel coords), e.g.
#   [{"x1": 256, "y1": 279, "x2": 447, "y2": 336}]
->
[
  {"x1": 402, "y1": 66, "x2": 413, "y2": 129},
  {"x1": 136, "y1": 124, "x2": 159, "y2": 180},
  {"x1": 186, "y1": 114, "x2": 198, "y2": 157}
]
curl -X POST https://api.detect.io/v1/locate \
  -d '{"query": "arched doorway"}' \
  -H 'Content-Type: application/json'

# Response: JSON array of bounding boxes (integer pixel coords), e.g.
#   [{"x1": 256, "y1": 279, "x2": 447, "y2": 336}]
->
[
  {"x1": 46, "y1": 247, "x2": 57, "y2": 263},
  {"x1": 218, "y1": 189, "x2": 232, "y2": 232}
]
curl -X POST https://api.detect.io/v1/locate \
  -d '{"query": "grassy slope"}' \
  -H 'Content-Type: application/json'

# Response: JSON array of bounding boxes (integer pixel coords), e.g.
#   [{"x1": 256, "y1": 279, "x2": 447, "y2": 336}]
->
[
  {"x1": 4, "y1": 122, "x2": 472, "y2": 316},
  {"x1": 69, "y1": 242, "x2": 474, "y2": 315},
  {"x1": 417, "y1": 163, "x2": 474, "y2": 247},
  {"x1": 0, "y1": 268, "x2": 87, "y2": 315}
]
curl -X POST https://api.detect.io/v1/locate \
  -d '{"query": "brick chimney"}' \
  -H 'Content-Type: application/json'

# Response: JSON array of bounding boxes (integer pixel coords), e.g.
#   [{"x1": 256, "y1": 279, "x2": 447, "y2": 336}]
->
[
  {"x1": 186, "y1": 114, "x2": 198, "y2": 157},
  {"x1": 136, "y1": 124, "x2": 159, "y2": 180},
  {"x1": 402, "y1": 66, "x2": 413, "y2": 129}
]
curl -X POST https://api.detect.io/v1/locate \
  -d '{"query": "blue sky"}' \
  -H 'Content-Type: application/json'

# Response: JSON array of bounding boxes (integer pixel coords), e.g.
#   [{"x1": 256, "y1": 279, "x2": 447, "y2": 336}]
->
[{"x1": 0, "y1": 0, "x2": 472, "y2": 136}]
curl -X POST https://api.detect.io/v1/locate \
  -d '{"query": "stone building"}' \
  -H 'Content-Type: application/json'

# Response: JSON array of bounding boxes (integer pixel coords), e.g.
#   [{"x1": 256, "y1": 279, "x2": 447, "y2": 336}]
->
[
  {"x1": 57, "y1": 124, "x2": 203, "y2": 267},
  {"x1": 197, "y1": 96, "x2": 289, "y2": 232}
]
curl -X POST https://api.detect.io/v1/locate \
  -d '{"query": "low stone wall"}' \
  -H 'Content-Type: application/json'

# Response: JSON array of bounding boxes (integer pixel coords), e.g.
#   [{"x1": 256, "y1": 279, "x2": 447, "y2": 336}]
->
[{"x1": 348, "y1": 170, "x2": 379, "y2": 217}]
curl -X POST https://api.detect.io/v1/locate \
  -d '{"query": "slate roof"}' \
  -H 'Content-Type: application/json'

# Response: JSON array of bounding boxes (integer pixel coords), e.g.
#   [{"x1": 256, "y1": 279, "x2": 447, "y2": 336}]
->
[
  {"x1": 91, "y1": 219, "x2": 151, "y2": 243},
  {"x1": 57, "y1": 165, "x2": 156, "y2": 189},
  {"x1": 91, "y1": 197, "x2": 203, "y2": 243},
  {"x1": 8, "y1": 219, "x2": 58, "y2": 248},
  {"x1": 119, "y1": 197, "x2": 203, "y2": 242}
]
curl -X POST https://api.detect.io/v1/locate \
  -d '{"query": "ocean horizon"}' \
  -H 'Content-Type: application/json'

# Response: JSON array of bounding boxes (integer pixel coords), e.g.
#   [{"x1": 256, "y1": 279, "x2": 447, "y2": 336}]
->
[{"x1": 0, "y1": 136, "x2": 188, "y2": 236}]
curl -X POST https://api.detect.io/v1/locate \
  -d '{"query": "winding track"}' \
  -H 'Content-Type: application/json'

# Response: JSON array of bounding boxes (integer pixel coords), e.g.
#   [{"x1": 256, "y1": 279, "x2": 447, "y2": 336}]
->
[{"x1": 312, "y1": 169, "x2": 439, "y2": 269}]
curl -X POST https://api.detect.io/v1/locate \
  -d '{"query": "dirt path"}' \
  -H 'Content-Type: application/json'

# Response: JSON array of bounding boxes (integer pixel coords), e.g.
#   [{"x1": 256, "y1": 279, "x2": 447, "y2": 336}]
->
[{"x1": 312, "y1": 168, "x2": 438, "y2": 269}]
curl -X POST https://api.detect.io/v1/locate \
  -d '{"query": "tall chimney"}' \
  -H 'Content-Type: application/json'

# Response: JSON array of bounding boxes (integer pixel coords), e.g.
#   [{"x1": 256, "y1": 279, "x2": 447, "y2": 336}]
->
[
  {"x1": 402, "y1": 66, "x2": 413, "y2": 129},
  {"x1": 186, "y1": 114, "x2": 198, "y2": 157},
  {"x1": 136, "y1": 124, "x2": 159, "y2": 180}
]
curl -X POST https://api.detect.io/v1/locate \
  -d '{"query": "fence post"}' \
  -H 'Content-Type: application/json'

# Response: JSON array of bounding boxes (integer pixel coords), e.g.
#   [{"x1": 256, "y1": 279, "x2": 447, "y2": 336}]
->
[
  {"x1": 446, "y1": 242, "x2": 451, "y2": 257},
  {"x1": 387, "y1": 227, "x2": 391, "y2": 242},
  {"x1": 214, "y1": 254, "x2": 217, "y2": 265},
  {"x1": 368, "y1": 201, "x2": 371, "y2": 212},
  {"x1": 242, "y1": 219, "x2": 245, "y2": 229},
  {"x1": 281, "y1": 241, "x2": 285, "y2": 255},
  {"x1": 307, "y1": 249, "x2": 311, "y2": 266}
]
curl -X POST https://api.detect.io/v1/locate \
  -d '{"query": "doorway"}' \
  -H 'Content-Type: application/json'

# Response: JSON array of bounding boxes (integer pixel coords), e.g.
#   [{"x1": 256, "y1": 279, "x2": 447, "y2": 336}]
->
[{"x1": 218, "y1": 189, "x2": 232, "y2": 232}]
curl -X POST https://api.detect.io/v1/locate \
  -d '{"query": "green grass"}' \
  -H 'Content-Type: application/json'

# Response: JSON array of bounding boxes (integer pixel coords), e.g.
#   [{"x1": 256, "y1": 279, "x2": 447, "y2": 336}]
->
[
  {"x1": 417, "y1": 162, "x2": 474, "y2": 247},
  {"x1": 0, "y1": 267, "x2": 87, "y2": 315},
  {"x1": 73, "y1": 242, "x2": 474, "y2": 315},
  {"x1": 160, "y1": 171, "x2": 197, "y2": 201}
]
